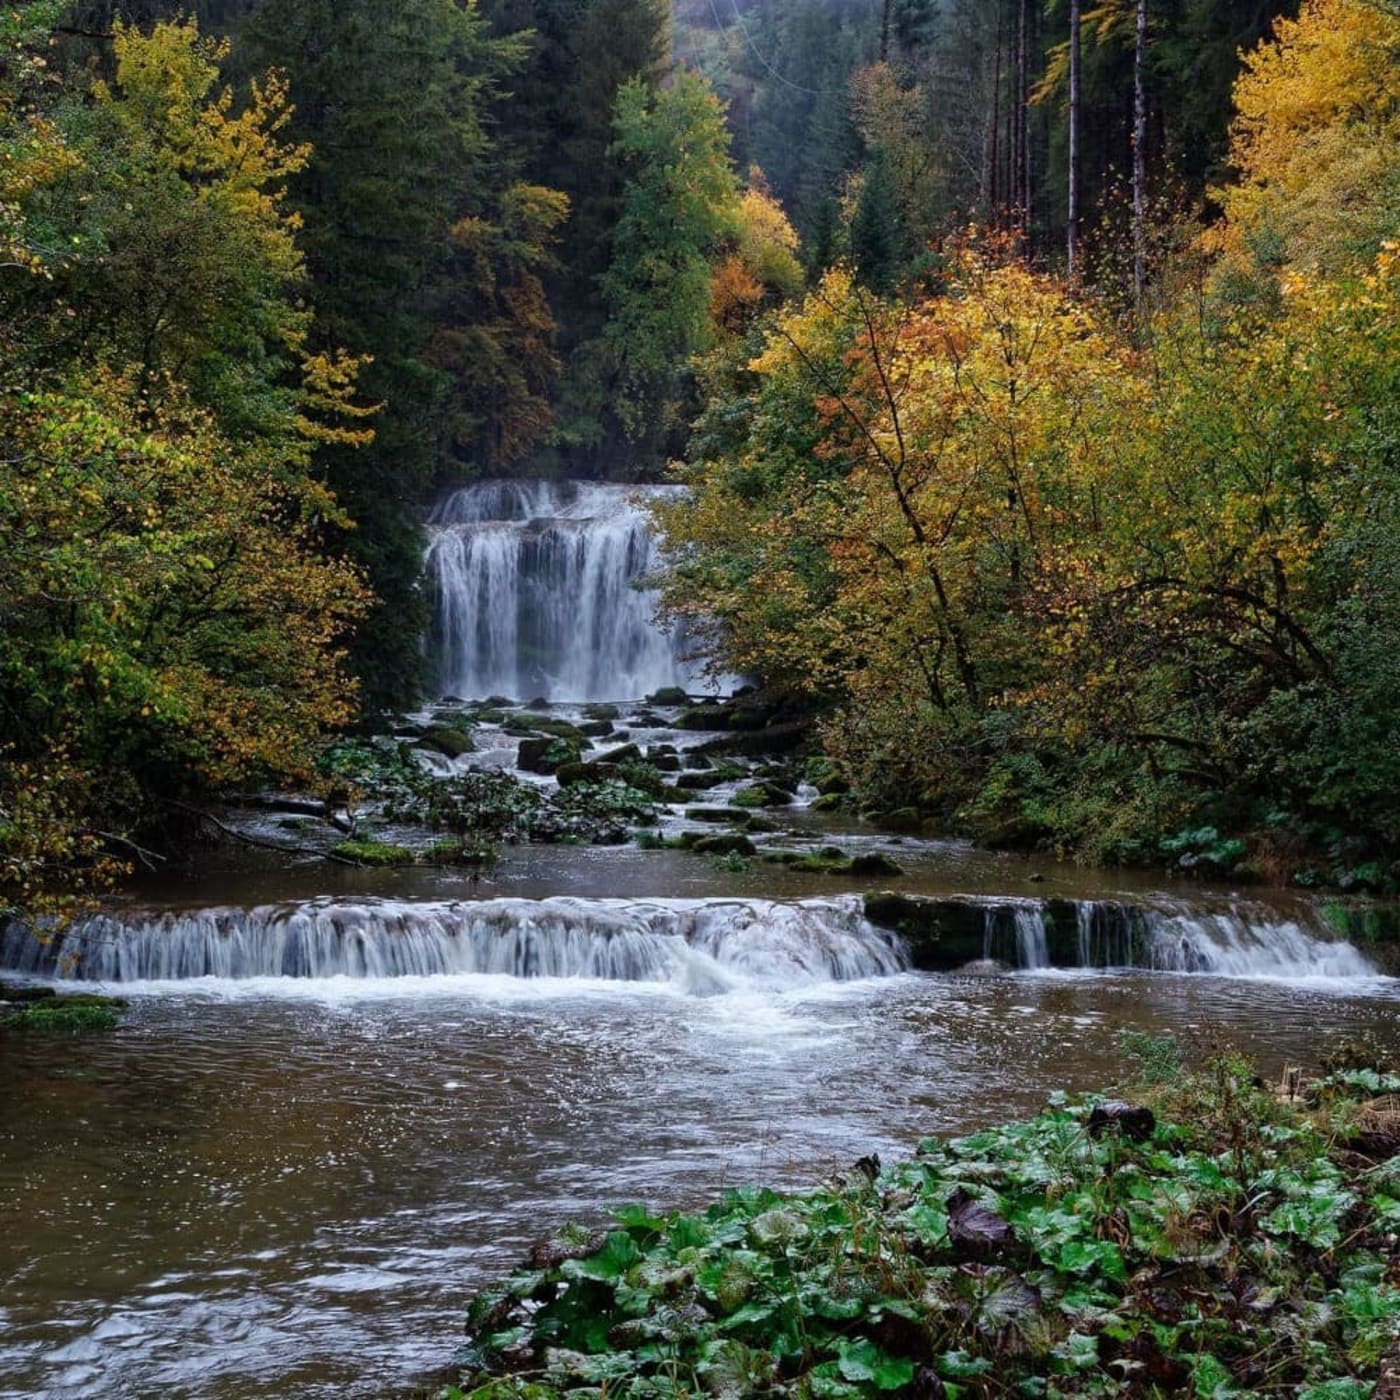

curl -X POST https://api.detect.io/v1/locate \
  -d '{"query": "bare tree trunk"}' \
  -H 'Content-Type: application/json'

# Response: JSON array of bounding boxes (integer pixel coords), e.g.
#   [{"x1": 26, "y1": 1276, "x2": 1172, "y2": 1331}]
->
[
  {"x1": 1016, "y1": 0, "x2": 1029, "y2": 242},
  {"x1": 990, "y1": 5, "x2": 1003, "y2": 224},
  {"x1": 1132, "y1": 0, "x2": 1148, "y2": 306},
  {"x1": 880, "y1": 0, "x2": 892, "y2": 62},
  {"x1": 1068, "y1": 0, "x2": 1081, "y2": 277}
]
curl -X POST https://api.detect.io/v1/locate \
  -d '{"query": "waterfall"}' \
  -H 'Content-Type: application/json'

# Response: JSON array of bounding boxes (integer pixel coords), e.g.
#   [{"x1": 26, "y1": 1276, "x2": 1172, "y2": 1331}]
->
[
  {"x1": 425, "y1": 480, "x2": 704, "y2": 702},
  {"x1": 1141, "y1": 907, "x2": 1379, "y2": 978},
  {"x1": 961, "y1": 897, "x2": 1379, "y2": 979},
  {"x1": 0, "y1": 896, "x2": 908, "y2": 994}
]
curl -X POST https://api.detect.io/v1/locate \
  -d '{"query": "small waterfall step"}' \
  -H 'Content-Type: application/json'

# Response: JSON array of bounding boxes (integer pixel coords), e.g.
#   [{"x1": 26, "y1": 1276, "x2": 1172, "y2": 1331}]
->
[
  {"x1": 426, "y1": 480, "x2": 704, "y2": 703},
  {"x1": 862, "y1": 893, "x2": 1383, "y2": 979},
  {"x1": 1, "y1": 895, "x2": 907, "y2": 993}
]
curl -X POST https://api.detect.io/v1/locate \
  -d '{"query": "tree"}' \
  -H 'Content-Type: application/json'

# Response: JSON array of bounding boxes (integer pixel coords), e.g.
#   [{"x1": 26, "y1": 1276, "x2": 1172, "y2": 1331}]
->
[
  {"x1": 592, "y1": 70, "x2": 739, "y2": 452},
  {"x1": 242, "y1": 0, "x2": 526, "y2": 711}
]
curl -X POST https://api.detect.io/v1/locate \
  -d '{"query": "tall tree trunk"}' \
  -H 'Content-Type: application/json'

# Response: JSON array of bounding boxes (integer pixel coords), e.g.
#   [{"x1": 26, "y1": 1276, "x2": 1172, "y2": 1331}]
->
[
  {"x1": 1016, "y1": 0, "x2": 1029, "y2": 241},
  {"x1": 880, "y1": 0, "x2": 891, "y2": 62},
  {"x1": 990, "y1": 5, "x2": 1003, "y2": 223},
  {"x1": 1132, "y1": 0, "x2": 1148, "y2": 306},
  {"x1": 1067, "y1": 0, "x2": 1081, "y2": 277}
]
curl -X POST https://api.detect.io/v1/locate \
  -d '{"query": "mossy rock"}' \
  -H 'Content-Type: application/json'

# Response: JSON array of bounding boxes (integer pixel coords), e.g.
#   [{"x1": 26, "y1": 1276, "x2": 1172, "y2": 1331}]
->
[
  {"x1": 520, "y1": 718, "x2": 589, "y2": 743},
  {"x1": 691, "y1": 833, "x2": 756, "y2": 857},
  {"x1": 2, "y1": 991, "x2": 128, "y2": 1035},
  {"x1": 695, "y1": 722, "x2": 809, "y2": 757},
  {"x1": 675, "y1": 704, "x2": 732, "y2": 731},
  {"x1": 0, "y1": 982, "x2": 57, "y2": 1004},
  {"x1": 875, "y1": 807, "x2": 924, "y2": 833},
  {"x1": 596, "y1": 743, "x2": 642, "y2": 765},
  {"x1": 744, "y1": 815, "x2": 780, "y2": 833},
  {"x1": 518, "y1": 737, "x2": 581, "y2": 774},
  {"x1": 811, "y1": 793, "x2": 846, "y2": 812},
  {"x1": 862, "y1": 892, "x2": 987, "y2": 970},
  {"x1": 331, "y1": 839, "x2": 416, "y2": 866},
  {"x1": 468, "y1": 708, "x2": 507, "y2": 725},
  {"x1": 583, "y1": 703, "x2": 620, "y2": 721},
  {"x1": 675, "y1": 770, "x2": 729, "y2": 792},
  {"x1": 729, "y1": 785, "x2": 775, "y2": 810},
  {"x1": 685, "y1": 807, "x2": 742, "y2": 824},
  {"x1": 420, "y1": 725, "x2": 475, "y2": 758},
  {"x1": 577, "y1": 721, "x2": 615, "y2": 739},
  {"x1": 649, "y1": 753, "x2": 681, "y2": 773},
  {"x1": 848, "y1": 852, "x2": 905, "y2": 877},
  {"x1": 646, "y1": 686, "x2": 690, "y2": 706}
]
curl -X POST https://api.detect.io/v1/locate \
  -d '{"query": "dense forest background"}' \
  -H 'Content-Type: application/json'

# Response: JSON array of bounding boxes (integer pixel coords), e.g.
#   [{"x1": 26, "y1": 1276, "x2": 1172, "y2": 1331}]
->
[{"x1": 3, "y1": 0, "x2": 1398, "y2": 905}]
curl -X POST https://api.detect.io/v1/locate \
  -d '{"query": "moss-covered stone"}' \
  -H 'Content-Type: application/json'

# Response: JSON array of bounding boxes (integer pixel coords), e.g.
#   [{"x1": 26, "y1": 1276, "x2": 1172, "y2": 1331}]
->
[
  {"x1": 685, "y1": 807, "x2": 743, "y2": 824},
  {"x1": 646, "y1": 686, "x2": 690, "y2": 706},
  {"x1": 420, "y1": 725, "x2": 475, "y2": 758},
  {"x1": 691, "y1": 833, "x2": 757, "y2": 856},
  {"x1": 848, "y1": 852, "x2": 905, "y2": 877},
  {"x1": 331, "y1": 839, "x2": 416, "y2": 866}
]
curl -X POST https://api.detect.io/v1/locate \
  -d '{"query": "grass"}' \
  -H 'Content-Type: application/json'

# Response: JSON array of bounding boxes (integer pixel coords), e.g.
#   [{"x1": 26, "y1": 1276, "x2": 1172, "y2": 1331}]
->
[
  {"x1": 440, "y1": 1050, "x2": 1400, "y2": 1399},
  {"x1": 2, "y1": 994, "x2": 127, "y2": 1034}
]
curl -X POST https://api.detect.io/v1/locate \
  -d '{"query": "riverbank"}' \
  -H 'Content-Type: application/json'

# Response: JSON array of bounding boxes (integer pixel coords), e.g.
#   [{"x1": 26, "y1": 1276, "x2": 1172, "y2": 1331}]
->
[{"x1": 441, "y1": 1049, "x2": 1399, "y2": 1399}]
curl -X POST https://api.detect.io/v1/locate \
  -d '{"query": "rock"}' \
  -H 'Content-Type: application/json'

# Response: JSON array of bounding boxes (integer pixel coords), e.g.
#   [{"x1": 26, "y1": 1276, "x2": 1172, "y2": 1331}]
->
[
  {"x1": 744, "y1": 815, "x2": 779, "y2": 833},
  {"x1": 629, "y1": 709, "x2": 665, "y2": 727},
  {"x1": 596, "y1": 743, "x2": 642, "y2": 765},
  {"x1": 675, "y1": 704, "x2": 732, "y2": 731},
  {"x1": 848, "y1": 852, "x2": 905, "y2": 877},
  {"x1": 525, "y1": 695, "x2": 551, "y2": 709},
  {"x1": 646, "y1": 686, "x2": 690, "y2": 706},
  {"x1": 959, "y1": 959, "x2": 1009, "y2": 976},
  {"x1": 877, "y1": 807, "x2": 925, "y2": 833},
  {"x1": 862, "y1": 892, "x2": 988, "y2": 971},
  {"x1": 583, "y1": 703, "x2": 620, "y2": 721},
  {"x1": 518, "y1": 736, "x2": 579, "y2": 774},
  {"x1": 674, "y1": 770, "x2": 728, "y2": 791},
  {"x1": 520, "y1": 717, "x2": 589, "y2": 743},
  {"x1": 1087, "y1": 1102, "x2": 1157, "y2": 1143},
  {"x1": 692, "y1": 833, "x2": 756, "y2": 856},
  {"x1": 727, "y1": 702, "x2": 778, "y2": 731},
  {"x1": 695, "y1": 721, "x2": 809, "y2": 757},
  {"x1": 811, "y1": 793, "x2": 846, "y2": 812},
  {"x1": 420, "y1": 725, "x2": 474, "y2": 758},
  {"x1": 330, "y1": 839, "x2": 415, "y2": 866},
  {"x1": 577, "y1": 720, "x2": 615, "y2": 739},
  {"x1": 650, "y1": 753, "x2": 681, "y2": 773},
  {"x1": 483, "y1": 695, "x2": 514, "y2": 708},
  {"x1": 0, "y1": 982, "x2": 57, "y2": 1003},
  {"x1": 686, "y1": 807, "x2": 742, "y2": 824}
]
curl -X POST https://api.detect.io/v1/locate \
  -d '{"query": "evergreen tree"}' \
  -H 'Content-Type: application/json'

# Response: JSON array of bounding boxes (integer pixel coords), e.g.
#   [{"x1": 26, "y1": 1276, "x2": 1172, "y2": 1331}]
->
[
  {"x1": 242, "y1": 0, "x2": 522, "y2": 712},
  {"x1": 851, "y1": 148, "x2": 902, "y2": 292}
]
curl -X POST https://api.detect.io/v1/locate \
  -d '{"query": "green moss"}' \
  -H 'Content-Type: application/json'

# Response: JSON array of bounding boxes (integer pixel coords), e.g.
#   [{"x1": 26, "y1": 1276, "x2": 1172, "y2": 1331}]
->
[
  {"x1": 2, "y1": 995, "x2": 126, "y2": 1034},
  {"x1": 331, "y1": 839, "x2": 416, "y2": 866}
]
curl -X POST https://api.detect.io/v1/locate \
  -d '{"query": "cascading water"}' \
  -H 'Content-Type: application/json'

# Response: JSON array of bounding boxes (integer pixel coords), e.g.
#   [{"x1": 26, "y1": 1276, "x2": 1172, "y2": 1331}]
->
[
  {"x1": 0, "y1": 896, "x2": 908, "y2": 994},
  {"x1": 425, "y1": 480, "x2": 706, "y2": 702},
  {"x1": 971, "y1": 897, "x2": 1379, "y2": 978}
]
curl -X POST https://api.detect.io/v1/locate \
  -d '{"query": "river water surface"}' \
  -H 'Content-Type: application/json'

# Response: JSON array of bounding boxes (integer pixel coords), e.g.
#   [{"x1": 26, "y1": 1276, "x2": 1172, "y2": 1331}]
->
[{"x1": 2, "y1": 935, "x2": 1398, "y2": 1398}]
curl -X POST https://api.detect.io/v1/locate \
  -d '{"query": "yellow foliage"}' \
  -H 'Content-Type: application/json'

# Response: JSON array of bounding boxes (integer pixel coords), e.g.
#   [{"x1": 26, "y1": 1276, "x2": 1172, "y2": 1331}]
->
[{"x1": 1210, "y1": 0, "x2": 1400, "y2": 275}]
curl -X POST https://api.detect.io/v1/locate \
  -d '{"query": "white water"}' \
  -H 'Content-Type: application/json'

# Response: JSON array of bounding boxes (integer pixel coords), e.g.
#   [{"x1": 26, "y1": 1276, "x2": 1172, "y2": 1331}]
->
[
  {"x1": 1, "y1": 896, "x2": 908, "y2": 994},
  {"x1": 425, "y1": 480, "x2": 705, "y2": 702},
  {"x1": 976, "y1": 897, "x2": 1379, "y2": 981}
]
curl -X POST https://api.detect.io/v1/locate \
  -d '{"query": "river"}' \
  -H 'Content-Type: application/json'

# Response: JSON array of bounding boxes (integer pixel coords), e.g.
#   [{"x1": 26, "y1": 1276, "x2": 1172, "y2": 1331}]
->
[{"x1": 1, "y1": 481, "x2": 1396, "y2": 1398}]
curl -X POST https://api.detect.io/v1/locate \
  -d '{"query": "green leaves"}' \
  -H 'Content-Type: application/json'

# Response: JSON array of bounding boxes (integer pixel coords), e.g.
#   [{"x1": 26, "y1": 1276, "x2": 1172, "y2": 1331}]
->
[{"x1": 456, "y1": 1083, "x2": 1400, "y2": 1398}]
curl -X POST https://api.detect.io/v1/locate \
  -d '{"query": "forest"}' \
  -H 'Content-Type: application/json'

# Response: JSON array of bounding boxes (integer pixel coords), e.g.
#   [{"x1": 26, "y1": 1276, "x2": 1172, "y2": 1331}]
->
[{"x1": 1, "y1": 0, "x2": 1398, "y2": 908}]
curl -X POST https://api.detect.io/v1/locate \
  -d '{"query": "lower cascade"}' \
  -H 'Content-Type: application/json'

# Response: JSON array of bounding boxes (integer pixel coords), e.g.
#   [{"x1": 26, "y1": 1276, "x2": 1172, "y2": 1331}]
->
[
  {"x1": 0, "y1": 896, "x2": 908, "y2": 994},
  {"x1": 425, "y1": 480, "x2": 704, "y2": 702},
  {"x1": 974, "y1": 898, "x2": 1379, "y2": 978}
]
